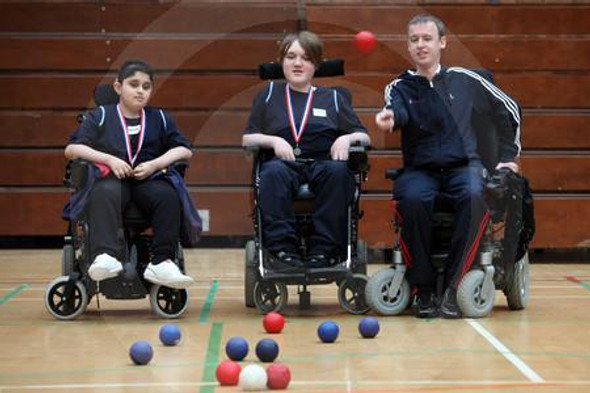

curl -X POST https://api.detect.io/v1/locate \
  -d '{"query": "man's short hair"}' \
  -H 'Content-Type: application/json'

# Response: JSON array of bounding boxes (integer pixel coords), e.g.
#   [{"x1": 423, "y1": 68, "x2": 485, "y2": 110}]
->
[{"x1": 407, "y1": 14, "x2": 446, "y2": 38}]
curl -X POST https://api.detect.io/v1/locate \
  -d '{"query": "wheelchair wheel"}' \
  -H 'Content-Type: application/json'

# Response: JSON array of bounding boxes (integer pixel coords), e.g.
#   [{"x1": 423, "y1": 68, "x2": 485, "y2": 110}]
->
[
  {"x1": 253, "y1": 280, "x2": 288, "y2": 314},
  {"x1": 338, "y1": 274, "x2": 370, "y2": 315},
  {"x1": 353, "y1": 239, "x2": 368, "y2": 275},
  {"x1": 149, "y1": 285, "x2": 190, "y2": 319},
  {"x1": 504, "y1": 251, "x2": 530, "y2": 310},
  {"x1": 365, "y1": 268, "x2": 411, "y2": 315},
  {"x1": 62, "y1": 244, "x2": 75, "y2": 276},
  {"x1": 244, "y1": 240, "x2": 258, "y2": 308},
  {"x1": 44, "y1": 276, "x2": 88, "y2": 320},
  {"x1": 457, "y1": 270, "x2": 495, "y2": 318}
]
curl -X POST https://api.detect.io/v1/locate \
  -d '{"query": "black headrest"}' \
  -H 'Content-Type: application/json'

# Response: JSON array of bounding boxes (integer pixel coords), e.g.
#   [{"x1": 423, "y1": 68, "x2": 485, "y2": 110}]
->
[
  {"x1": 93, "y1": 84, "x2": 119, "y2": 106},
  {"x1": 258, "y1": 59, "x2": 345, "y2": 80}
]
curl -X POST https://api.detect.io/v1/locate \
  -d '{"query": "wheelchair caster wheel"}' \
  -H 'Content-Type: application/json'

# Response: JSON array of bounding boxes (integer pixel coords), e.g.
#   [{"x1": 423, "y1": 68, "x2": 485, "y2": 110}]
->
[
  {"x1": 253, "y1": 280, "x2": 288, "y2": 314},
  {"x1": 244, "y1": 240, "x2": 258, "y2": 308},
  {"x1": 504, "y1": 251, "x2": 530, "y2": 310},
  {"x1": 45, "y1": 276, "x2": 88, "y2": 320},
  {"x1": 338, "y1": 274, "x2": 370, "y2": 315},
  {"x1": 149, "y1": 285, "x2": 189, "y2": 319},
  {"x1": 457, "y1": 270, "x2": 495, "y2": 318},
  {"x1": 365, "y1": 268, "x2": 411, "y2": 315}
]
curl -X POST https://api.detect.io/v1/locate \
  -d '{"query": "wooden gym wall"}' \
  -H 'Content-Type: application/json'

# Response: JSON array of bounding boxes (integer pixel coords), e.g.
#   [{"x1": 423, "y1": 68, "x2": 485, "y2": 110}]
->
[{"x1": 0, "y1": 0, "x2": 589, "y2": 250}]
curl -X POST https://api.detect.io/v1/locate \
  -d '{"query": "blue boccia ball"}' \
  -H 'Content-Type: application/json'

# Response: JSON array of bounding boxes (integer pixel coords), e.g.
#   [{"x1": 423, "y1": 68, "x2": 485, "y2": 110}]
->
[
  {"x1": 358, "y1": 317, "x2": 380, "y2": 338},
  {"x1": 255, "y1": 338, "x2": 279, "y2": 363},
  {"x1": 225, "y1": 336, "x2": 249, "y2": 361},
  {"x1": 129, "y1": 341, "x2": 153, "y2": 365},
  {"x1": 317, "y1": 321, "x2": 339, "y2": 343},
  {"x1": 159, "y1": 324, "x2": 181, "y2": 346}
]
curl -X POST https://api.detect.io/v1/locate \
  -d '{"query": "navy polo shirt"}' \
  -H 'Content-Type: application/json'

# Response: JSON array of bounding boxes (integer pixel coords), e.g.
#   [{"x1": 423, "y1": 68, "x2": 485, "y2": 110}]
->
[
  {"x1": 69, "y1": 105, "x2": 190, "y2": 166},
  {"x1": 244, "y1": 82, "x2": 366, "y2": 159}
]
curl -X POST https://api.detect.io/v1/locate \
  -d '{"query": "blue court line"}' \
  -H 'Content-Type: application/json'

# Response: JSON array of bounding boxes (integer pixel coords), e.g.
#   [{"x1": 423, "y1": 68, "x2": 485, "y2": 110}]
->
[
  {"x1": 199, "y1": 321, "x2": 223, "y2": 393},
  {"x1": 0, "y1": 284, "x2": 29, "y2": 306},
  {"x1": 198, "y1": 279, "x2": 219, "y2": 323}
]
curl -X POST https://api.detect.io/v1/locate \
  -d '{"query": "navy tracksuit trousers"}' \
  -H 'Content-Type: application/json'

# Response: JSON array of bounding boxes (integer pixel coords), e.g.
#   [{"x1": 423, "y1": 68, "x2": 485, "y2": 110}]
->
[
  {"x1": 258, "y1": 159, "x2": 356, "y2": 258},
  {"x1": 86, "y1": 177, "x2": 181, "y2": 264},
  {"x1": 394, "y1": 165, "x2": 490, "y2": 291}
]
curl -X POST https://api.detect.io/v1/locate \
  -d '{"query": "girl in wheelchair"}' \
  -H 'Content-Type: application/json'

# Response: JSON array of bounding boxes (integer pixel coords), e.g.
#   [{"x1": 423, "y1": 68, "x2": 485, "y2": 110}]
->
[{"x1": 64, "y1": 59, "x2": 194, "y2": 289}]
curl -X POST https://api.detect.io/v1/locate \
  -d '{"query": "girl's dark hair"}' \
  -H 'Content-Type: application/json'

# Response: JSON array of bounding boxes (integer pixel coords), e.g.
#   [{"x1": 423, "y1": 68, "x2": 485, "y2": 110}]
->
[
  {"x1": 278, "y1": 31, "x2": 323, "y2": 68},
  {"x1": 117, "y1": 60, "x2": 154, "y2": 82}
]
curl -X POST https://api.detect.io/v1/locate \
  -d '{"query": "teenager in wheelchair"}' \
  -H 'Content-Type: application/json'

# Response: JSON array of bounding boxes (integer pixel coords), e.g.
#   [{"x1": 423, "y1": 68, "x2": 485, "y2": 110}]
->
[
  {"x1": 45, "y1": 60, "x2": 200, "y2": 320},
  {"x1": 242, "y1": 31, "x2": 371, "y2": 314},
  {"x1": 367, "y1": 14, "x2": 534, "y2": 319}
]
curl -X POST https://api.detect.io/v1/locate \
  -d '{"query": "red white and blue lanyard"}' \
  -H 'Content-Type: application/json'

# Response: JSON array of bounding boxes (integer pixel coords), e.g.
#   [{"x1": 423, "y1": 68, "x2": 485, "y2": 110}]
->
[
  {"x1": 285, "y1": 84, "x2": 315, "y2": 153},
  {"x1": 116, "y1": 104, "x2": 145, "y2": 166}
]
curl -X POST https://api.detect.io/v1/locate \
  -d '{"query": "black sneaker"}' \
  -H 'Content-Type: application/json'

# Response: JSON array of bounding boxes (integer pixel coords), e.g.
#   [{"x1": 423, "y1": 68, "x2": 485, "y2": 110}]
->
[
  {"x1": 270, "y1": 251, "x2": 304, "y2": 273},
  {"x1": 439, "y1": 288, "x2": 462, "y2": 319},
  {"x1": 413, "y1": 291, "x2": 439, "y2": 319}
]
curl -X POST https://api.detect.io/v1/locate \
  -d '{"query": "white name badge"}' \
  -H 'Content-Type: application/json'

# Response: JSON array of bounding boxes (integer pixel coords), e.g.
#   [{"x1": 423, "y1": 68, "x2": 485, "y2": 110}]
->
[
  {"x1": 127, "y1": 124, "x2": 141, "y2": 135},
  {"x1": 313, "y1": 108, "x2": 327, "y2": 117}
]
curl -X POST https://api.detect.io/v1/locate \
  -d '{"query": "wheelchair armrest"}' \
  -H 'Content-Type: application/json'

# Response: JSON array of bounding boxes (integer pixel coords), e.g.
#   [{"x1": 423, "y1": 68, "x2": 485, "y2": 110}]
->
[
  {"x1": 64, "y1": 159, "x2": 92, "y2": 190},
  {"x1": 348, "y1": 144, "x2": 370, "y2": 172},
  {"x1": 385, "y1": 168, "x2": 404, "y2": 181},
  {"x1": 165, "y1": 160, "x2": 190, "y2": 178}
]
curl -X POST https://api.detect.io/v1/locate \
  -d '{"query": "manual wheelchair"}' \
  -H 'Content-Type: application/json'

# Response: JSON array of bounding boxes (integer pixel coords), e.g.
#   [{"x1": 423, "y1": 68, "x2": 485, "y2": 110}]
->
[
  {"x1": 365, "y1": 70, "x2": 535, "y2": 318},
  {"x1": 244, "y1": 60, "x2": 371, "y2": 314},
  {"x1": 44, "y1": 85, "x2": 191, "y2": 320}
]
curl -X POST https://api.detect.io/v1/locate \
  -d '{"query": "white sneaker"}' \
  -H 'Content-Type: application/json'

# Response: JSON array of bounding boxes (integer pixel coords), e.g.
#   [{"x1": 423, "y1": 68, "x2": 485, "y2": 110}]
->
[
  {"x1": 143, "y1": 260, "x2": 194, "y2": 289},
  {"x1": 88, "y1": 253, "x2": 123, "y2": 282}
]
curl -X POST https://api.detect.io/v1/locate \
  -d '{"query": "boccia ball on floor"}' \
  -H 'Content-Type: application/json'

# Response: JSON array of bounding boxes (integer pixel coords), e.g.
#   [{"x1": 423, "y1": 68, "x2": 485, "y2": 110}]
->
[
  {"x1": 239, "y1": 364, "x2": 268, "y2": 391},
  {"x1": 226, "y1": 336, "x2": 249, "y2": 361},
  {"x1": 255, "y1": 338, "x2": 279, "y2": 362},
  {"x1": 317, "y1": 320, "x2": 339, "y2": 343},
  {"x1": 267, "y1": 363, "x2": 291, "y2": 390},
  {"x1": 159, "y1": 323, "x2": 181, "y2": 346},
  {"x1": 358, "y1": 317, "x2": 380, "y2": 338},
  {"x1": 263, "y1": 312, "x2": 285, "y2": 334},
  {"x1": 216, "y1": 360, "x2": 241, "y2": 386},
  {"x1": 129, "y1": 341, "x2": 153, "y2": 365}
]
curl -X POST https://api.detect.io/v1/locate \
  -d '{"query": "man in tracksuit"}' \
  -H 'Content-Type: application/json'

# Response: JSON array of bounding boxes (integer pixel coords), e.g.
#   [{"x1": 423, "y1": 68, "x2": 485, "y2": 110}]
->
[{"x1": 375, "y1": 14, "x2": 521, "y2": 318}]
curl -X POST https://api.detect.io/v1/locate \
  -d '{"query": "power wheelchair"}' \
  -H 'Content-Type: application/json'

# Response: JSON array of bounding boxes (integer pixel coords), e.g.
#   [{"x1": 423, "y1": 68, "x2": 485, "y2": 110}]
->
[
  {"x1": 365, "y1": 71, "x2": 535, "y2": 318},
  {"x1": 244, "y1": 60, "x2": 371, "y2": 314},
  {"x1": 44, "y1": 85, "x2": 191, "y2": 320}
]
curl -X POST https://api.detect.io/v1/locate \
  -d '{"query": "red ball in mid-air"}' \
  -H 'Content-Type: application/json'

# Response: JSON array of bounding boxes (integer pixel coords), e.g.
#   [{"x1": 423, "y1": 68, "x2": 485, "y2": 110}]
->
[
  {"x1": 263, "y1": 312, "x2": 285, "y2": 334},
  {"x1": 355, "y1": 30, "x2": 377, "y2": 55}
]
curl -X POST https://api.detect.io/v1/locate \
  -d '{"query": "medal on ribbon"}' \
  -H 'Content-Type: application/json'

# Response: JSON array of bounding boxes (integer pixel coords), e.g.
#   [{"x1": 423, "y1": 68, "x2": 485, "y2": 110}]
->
[
  {"x1": 116, "y1": 104, "x2": 146, "y2": 166},
  {"x1": 285, "y1": 84, "x2": 315, "y2": 156}
]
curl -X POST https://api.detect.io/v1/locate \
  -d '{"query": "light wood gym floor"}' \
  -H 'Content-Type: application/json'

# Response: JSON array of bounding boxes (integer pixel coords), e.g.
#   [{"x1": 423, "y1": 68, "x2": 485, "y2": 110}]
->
[{"x1": 1, "y1": 249, "x2": 590, "y2": 393}]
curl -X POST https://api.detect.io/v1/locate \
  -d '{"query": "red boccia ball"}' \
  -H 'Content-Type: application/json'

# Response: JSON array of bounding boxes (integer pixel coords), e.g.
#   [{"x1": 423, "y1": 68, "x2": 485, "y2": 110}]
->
[
  {"x1": 263, "y1": 312, "x2": 285, "y2": 334},
  {"x1": 354, "y1": 30, "x2": 377, "y2": 55},
  {"x1": 216, "y1": 360, "x2": 241, "y2": 386},
  {"x1": 267, "y1": 363, "x2": 291, "y2": 390}
]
